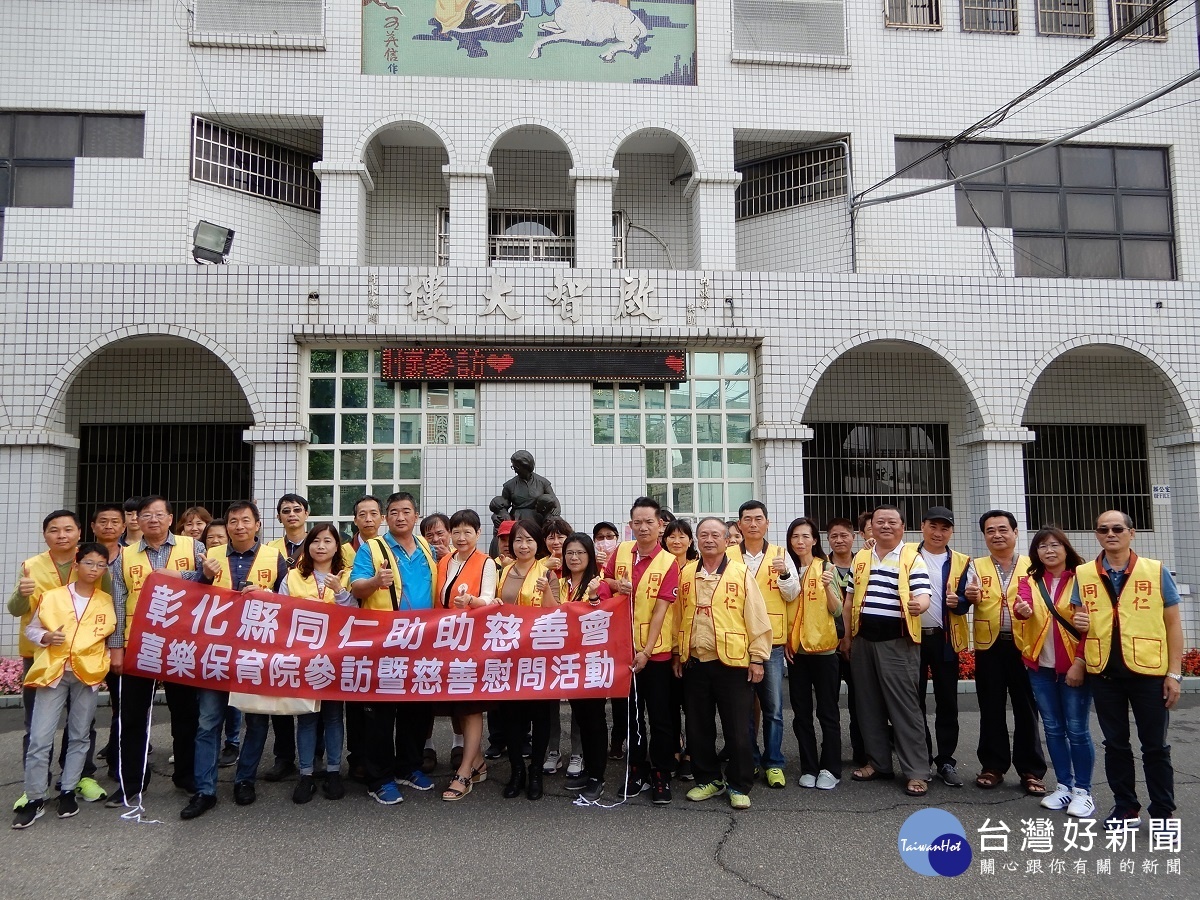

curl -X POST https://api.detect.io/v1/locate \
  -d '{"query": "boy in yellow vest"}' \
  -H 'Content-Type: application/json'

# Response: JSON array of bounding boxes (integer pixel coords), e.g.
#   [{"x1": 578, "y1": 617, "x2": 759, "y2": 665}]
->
[
  {"x1": 677, "y1": 517, "x2": 771, "y2": 810},
  {"x1": 1071, "y1": 509, "x2": 1182, "y2": 827},
  {"x1": 13, "y1": 543, "x2": 114, "y2": 828}
]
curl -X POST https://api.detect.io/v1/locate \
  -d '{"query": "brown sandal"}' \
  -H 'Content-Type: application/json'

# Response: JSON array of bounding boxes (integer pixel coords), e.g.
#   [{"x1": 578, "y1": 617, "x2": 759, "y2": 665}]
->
[
  {"x1": 471, "y1": 765, "x2": 488, "y2": 784},
  {"x1": 1021, "y1": 774, "x2": 1047, "y2": 796},
  {"x1": 975, "y1": 770, "x2": 1004, "y2": 789},
  {"x1": 905, "y1": 779, "x2": 929, "y2": 797},
  {"x1": 851, "y1": 764, "x2": 895, "y2": 782},
  {"x1": 442, "y1": 774, "x2": 472, "y2": 802}
]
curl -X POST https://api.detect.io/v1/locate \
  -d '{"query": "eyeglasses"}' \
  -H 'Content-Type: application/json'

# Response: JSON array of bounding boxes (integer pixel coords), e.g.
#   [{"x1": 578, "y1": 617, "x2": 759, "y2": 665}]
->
[
  {"x1": 564, "y1": 550, "x2": 588, "y2": 558},
  {"x1": 138, "y1": 513, "x2": 168, "y2": 521},
  {"x1": 1095, "y1": 525, "x2": 1129, "y2": 535},
  {"x1": 78, "y1": 559, "x2": 108, "y2": 569}
]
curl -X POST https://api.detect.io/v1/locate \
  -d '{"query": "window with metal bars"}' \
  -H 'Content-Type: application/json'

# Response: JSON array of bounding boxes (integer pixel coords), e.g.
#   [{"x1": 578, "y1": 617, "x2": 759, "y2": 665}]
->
[
  {"x1": 1023, "y1": 424, "x2": 1151, "y2": 530},
  {"x1": 1111, "y1": 0, "x2": 1168, "y2": 39},
  {"x1": 488, "y1": 210, "x2": 574, "y2": 265},
  {"x1": 961, "y1": 0, "x2": 1019, "y2": 33},
  {"x1": 1037, "y1": 0, "x2": 1095, "y2": 37},
  {"x1": 437, "y1": 208, "x2": 626, "y2": 267},
  {"x1": 735, "y1": 145, "x2": 847, "y2": 220},
  {"x1": 885, "y1": 0, "x2": 942, "y2": 28},
  {"x1": 76, "y1": 423, "x2": 253, "y2": 529},
  {"x1": 803, "y1": 423, "x2": 952, "y2": 529},
  {"x1": 190, "y1": 116, "x2": 321, "y2": 212}
]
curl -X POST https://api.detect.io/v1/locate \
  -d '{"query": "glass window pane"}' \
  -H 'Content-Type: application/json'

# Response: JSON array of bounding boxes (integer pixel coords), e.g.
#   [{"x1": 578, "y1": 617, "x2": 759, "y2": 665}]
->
[
  {"x1": 12, "y1": 165, "x2": 73, "y2": 207},
  {"x1": 308, "y1": 485, "x2": 333, "y2": 517},
  {"x1": 342, "y1": 350, "x2": 369, "y2": 373},
  {"x1": 455, "y1": 414, "x2": 476, "y2": 444},
  {"x1": 645, "y1": 414, "x2": 666, "y2": 444},
  {"x1": 15, "y1": 114, "x2": 80, "y2": 158},
  {"x1": 727, "y1": 482, "x2": 755, "y2": 512},
  {"x1": 696, "y1": 414, "x2": 722, "y2": 443},
  {"x1": 698, "y1": 449, "x2": 723, "y2": 478},
  {"x1": 398, "y1": 386, "x2": 422, "y2": 409},
  {"x1": 340, "y1": 450, "x2": 367, "y2": 480},
  {"x1": 1065, "y1": 194, "x2": 1116, "y2": 232},
  {"x1": 340, "y1": 414, "x2": 367, "y2": 445},
  {"x1": 309, "y1": 414, "x2": 335, "y2": 444},
  {"x1": 307, "y1": 449, "x2": 334, "y2": 480},
  {"x1": 646, "y1": 449, "x2": 667, "y2": 480},
  {"x1": 1121, "y1": 240, "x2": 1174, "y2": 280},
  {"x1": 1120, "y1": 195, "x2": 1171, "y2": 234},
  {"x1": 339, "y1": 487, "x2": 366, "y2": 518},
  {"x1": 373, "y1": 380, "x2": 396, "y2": 408},
  {"x1": 1014, "y1": 236, "x2": 1065, "y2": 277},
  {"x1": 724, "y1": 380, "x2": 750, "y2": 410},
  {"x1": 669, "y1": 382, "x2": 691, "y2": 408},
  {"x1": 1060, "y1": 147, "x2": 1114, "y2": 188},
  {"x1": 672, "y1": 449, "x2": 694, "y2": 479},
  {"x1": 955, "y1": 189, "x2": 1006, "y2": 227},
  {"x1": 693, "y1": 353, "x2": 720, "y2": 376},
  {"x1": 82, "y1": 115, "x2": 143, "y2": 158},
  {"x1": 0, "y1": 115, "x2": 11, "y2": 157},
  {"x1": 397, "y1": 450, "x2": 421, "y2": 480},
  {"x1": 619, "y1": 414, "x2": 641, "y2": 444},
  {"x1": 672, "y1": 414, "x2": 692, "y2": 443},
  {"x1": 372, "y1": 450, "x2": 394, "y2": 480},
  {"x1": 1010, "y1": 191, "x2": 1060, "y2": 230},
  {"x1": 726, "y1": 415, "x2": 752, "y2": 443},
  {"x1": 672, "y1": 483, "x2": 694, "y2": 514},
  {"x1": 310, "y1": 350, "x2": 335, "y2": 373},
  {"x1": 618, "y1": 385, "x2": 640, "y2": 409},
  {"x1": 647, "y1": 483, "x2": 669, "y2": 509},
  {"x1": 593, "y1": 414, "x2": 614, "y2": 445},
  {"x1": 694, "y1": 380, "x2": 721, "y2": 410},
  {"x1": 644, "y1": 386, "x2": 666, "y2": 410},
  {"x1": 728, "y1": 448, "x2": 753, "y2": 478},
  {"x1": 698, "y1": 483, "x2": 723, "y2": 515},
  {"x1": 1115, "y1": 148, "x2": 1167, "y2": 190},
  {"x1": 373, "y1": 414, "x2": 395, "y2": 444},
  {"x1": 1067, "y1": 238, "x2": 1121, "y2": 278},
  {"x1": 951, "y1": 142, "x2": 1005, "y2": 183},
  {"x1": 894, "y1": 139, "x2": 949, "y2": 180},
  {"x1": 455, "y1": 387, "x2": 476, "y2": 409},
  {"x1": 341, "y1": 379, "x2": 368, "y2": 409},
  {"x1": 724, "y1": 353, "x2": 751, "y2": 376},
  {"x1": 372, "y1": 351, "x2": 382, "y2": 374},
  {"x1": 592, "y1": 386, "x2": 614, "y2": 410},
  {"x1": 397, "y1": 414, "x2": 421, "y2": 444},
  {"x1": 1006, "y1": 146, "x2": 1058, "y2": 185},
  {"x1": 427, "y1": 386, "x2": 449, "y2": 408},
  {"x1": 308, "y1": 378, "x2": 335, "y2": 409},
  {"x1": 426, "y1": 413, "x2": 449, "y2": 443}
]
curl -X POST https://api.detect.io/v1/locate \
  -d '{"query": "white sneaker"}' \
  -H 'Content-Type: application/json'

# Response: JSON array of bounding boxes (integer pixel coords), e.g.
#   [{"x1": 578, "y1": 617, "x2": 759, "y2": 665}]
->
[
  {"x1": 1040, "y1": 786, "x2": 1072, "y2": 810},
  {"x1": 816, "y1": 769, "x2": 839, "y2": 790},
  {"x1": 1066, "y1": 787, "x2": 1095, "y2": 818},
  {"x1": 565, "y1": 754, "x2": 584, "y2": 778},
  {"x1": 542, "y1": 750, "x2": 561, "y2": 774},
  {"x1": 798, "y1": 773, "x2": 817, "y2": 788}
]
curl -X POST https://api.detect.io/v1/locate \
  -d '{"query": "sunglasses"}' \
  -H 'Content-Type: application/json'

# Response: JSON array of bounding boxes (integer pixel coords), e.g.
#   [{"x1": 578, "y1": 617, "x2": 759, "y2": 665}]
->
[{"x1": 1095, "y1": 525, "x2": 1129, "y2": 535}]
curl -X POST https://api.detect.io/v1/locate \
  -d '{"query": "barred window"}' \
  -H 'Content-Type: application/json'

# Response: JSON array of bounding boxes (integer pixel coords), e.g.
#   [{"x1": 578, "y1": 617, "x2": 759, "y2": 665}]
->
[
  {"x1": 440, "y1": 208, "x2": 625, "y2": 267},
  {"x1": 1038, "y1": 0, "x2": 1095, "y2": 37},
  {"x1": 1024, "y1": 424, "x2": 1150, "y2": 530},
  {"x1": 1112, "y1": 0, "x2": 1168, "y2": 39},
  {"x1": 803, "y1": 423, "x2": 952, "y2": 529},
  {"x1": 190, "y1": 116, "x2": 321, "y2": 212},
  {"x1": 489, "y1": 209, "x2": 574, "y2": 266},
  {"x1": 962, "y1": 0, "x2": 1019, "y2": 33},
  {"x1": 885, "y1": 0, "x2": 942, "y2": 28},
  {"x1": 735, "y1": 145, "x2": 847, "y2": 220}
]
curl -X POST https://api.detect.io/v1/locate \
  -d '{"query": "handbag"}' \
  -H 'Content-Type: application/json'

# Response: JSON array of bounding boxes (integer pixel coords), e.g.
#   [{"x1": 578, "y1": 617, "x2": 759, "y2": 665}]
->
[{"x1": 228, "y1": 691, "x2": 320, "y2": 715}]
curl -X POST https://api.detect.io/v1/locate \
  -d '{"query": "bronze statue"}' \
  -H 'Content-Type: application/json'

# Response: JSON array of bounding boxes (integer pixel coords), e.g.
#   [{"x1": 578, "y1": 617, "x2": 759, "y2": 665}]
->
[{"x1": 489, "y1": 450, "x2": 560, "y2": 528}]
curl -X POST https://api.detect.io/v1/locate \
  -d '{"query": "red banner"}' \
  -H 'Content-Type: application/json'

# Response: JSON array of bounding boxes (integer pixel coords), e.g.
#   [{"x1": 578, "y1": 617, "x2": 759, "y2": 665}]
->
[{"x1": 125, "y1": 574, "x2": 632, "y2": 701}]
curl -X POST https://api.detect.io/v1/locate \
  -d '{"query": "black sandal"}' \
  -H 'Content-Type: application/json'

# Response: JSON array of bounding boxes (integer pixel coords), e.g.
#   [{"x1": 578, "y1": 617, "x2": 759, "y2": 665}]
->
[
  {"x1": 442, "y1": 774, "x2": 472, "y2": 802},
  {"x1": 471, "y1": 765, "x2": 488, "y2": 784}
]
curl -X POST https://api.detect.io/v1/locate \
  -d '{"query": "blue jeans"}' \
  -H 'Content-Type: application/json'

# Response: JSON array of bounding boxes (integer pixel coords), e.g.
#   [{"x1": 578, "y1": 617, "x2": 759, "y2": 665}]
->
[
  {"x1": 298, "y1": 703, "x2": 344, "y2": 775},
  {"x1": 194, "y1": 689, "x2": 229, "y2": 796},
  {"x1": 1028, "y1": 666, "x2": 1094, "y2": 791},
  {"x1": 224, "y1": 706, "x2": 242, "y2": 748},
  {"x1": 235, "y1": 714, "x2": 271, "y2": 784},
  {"x1": 749, "y1": 644, "x2": 786, "y2": 769}
]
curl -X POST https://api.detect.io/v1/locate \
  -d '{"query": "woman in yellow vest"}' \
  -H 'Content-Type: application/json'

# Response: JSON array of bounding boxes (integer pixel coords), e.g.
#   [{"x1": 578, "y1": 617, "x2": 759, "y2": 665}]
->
[
  {"x1": 13, "y1": 543, "x2": 113, "y2": 828},
  {"x1": 1011, "y1": 527, "x2": 1094, "y2": 818},
  {"x1": 497, "y1": 519, "x2": 556, "y2": 800},
  {"x1": 783, "y1": 517, "x2": 844, "y2": 791},
  {"x1": 279, "y1": 523, "x2": 354, "y2": 804},
  {"x1": 539, "y1": 516, "x2": 574, "y2": 777},
  {"x1": 436, "y1": 509, "x2": 498, "y2": 802},
  {"x1": 662, "y1": 519, "x2": 697, "y2": 781}
]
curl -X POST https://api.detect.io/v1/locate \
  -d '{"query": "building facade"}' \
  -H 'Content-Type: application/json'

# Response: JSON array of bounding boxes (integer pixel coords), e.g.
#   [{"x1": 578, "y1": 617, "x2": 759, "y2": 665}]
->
[{"x1": 2, "y1": 0, "x2": 1198, "y2": 651}]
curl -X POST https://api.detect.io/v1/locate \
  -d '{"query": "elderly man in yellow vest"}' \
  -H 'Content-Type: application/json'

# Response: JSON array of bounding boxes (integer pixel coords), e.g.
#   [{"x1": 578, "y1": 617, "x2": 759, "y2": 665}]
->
[
  {"x1": 1072, "y1": 509, "x2": 1183, "y2": 827},
  {"x1": 844, "y1": 505, "x2": 933, "y2": 798},
  {"x1": 676, "y1": 517, "x2": 772, "y2": 810},
  {"x1": 965, "y1": 510, "x2": 1047, "y2": 795}
]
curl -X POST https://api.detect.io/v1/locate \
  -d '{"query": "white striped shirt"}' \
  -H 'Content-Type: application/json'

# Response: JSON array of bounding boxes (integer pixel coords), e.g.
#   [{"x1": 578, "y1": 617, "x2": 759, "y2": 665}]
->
[{"x1": 861, "y1": 543, "x2": 932, "y2": 620}]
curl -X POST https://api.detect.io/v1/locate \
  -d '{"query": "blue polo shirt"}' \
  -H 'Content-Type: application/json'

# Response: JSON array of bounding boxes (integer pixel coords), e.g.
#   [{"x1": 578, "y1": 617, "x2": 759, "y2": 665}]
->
[{"x1": 350, "y1": 532, "x2": 435, "y2": 610}]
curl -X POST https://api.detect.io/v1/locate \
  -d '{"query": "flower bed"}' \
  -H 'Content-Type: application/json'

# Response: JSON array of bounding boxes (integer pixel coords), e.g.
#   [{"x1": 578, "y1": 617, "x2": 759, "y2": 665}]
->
[{"x1": 0, "y1": 657, "x2": 24, "y2": 695}]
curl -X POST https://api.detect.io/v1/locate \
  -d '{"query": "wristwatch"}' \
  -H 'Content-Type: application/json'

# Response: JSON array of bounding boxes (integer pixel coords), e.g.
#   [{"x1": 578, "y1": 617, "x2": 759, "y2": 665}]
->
[{"x1": 1167, "y1": 672, "x2": 1183, "y2": 683}]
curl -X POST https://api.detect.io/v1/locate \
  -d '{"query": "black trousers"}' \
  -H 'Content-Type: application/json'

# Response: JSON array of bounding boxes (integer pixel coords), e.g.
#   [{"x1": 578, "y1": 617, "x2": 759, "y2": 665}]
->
[
  {"x1": 569, "y1": 697, "x2": 608, "y2": 781},
  {"x1": 505, "y1": 700, "x2": 556, "y2": 772},
  {"x1": 164, "y1": 682, "x2": 198, "y2": 790},
  {"x1": 362, "y1": 701, "x2": 433, "y2": 791},
  {"x1": 975, "y1": 638, "x2": 1046, "y2": 777},
  {"x1": 628, "y1": 659, "x2": 678, "y2": 776},
  {"x1": 117, "y1": 673, "x2": 156, "y2": 796},
  {"x1": 788, "y1": 654, "x2": 842, "y2": 778},
  {"x1": 271, "y1": 714, "x2": 296, "y2": 763},
  {"x1": 103, "y1": 670, "x2": 121, "y2": 769},
  {"x1": 609, "y1": 697, "x2": 628, "y2": 747},
  {"x1": 684, "y1": 660, "x2": 754, "y2": 793},
  {"x1": 840, "y1": 655, "x2": 866, "y2": 765},
  {"x1": 345, "y1": 701, "x2": 367, "y2": 771},
  {"x1": 1092, "y1": 674, "x2": 1175, "y2": 818},
  {"x1": 918, "y1": 627, "x2": 960, "y2": 769}
]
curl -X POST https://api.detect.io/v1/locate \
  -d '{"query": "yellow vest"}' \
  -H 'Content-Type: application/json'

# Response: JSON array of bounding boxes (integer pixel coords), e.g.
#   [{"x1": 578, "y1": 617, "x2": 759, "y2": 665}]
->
[
  {"x1": 207, "y1": 544, "x2": 281, "y2": 591},
  {"x1": 789, "y1": 559, "x2": 839, "y2": 654},
  {"x1": 284, "y1": 568, "x2": 340, "y2": 604},
  {"x1": 499, "y1": 559, "x2": 552, "y2": 606},
  {"x1": 122, "y1": 536, "x2": 198, "y2": 641},
  {"x1": 919, "y1": 546, "x2": 973, "y2": 653},
  {"x1": 613, "y1": 541, "x2": 677, "y2": 655},
  {"x1": 972, "y1": 555, "x2": 1032, "y2": 651},
  {"x1": 267, "y1": 536, "x2": 307, "y2": 569},
  {"x1": 16, "y1": 551, "x2": 77, "y2": 658},
  {"x1": 849, "y1": 543, "x2": 923, "y2": 643},
  {"x1": 677, "y1": 559, "x2": 754, "y2": 667},
  {"x1": 726, "y1": 543, "x2": 792, "y2": 645},
  {"x1": 362, "y1": 535, "x2": 436, "y2": 611},
  {"x1": 24, "y1": 585, "x2": 115, "y2": 687},
  {"x1": 1076, "y1": 555, "x2": 1169, "y2": 676},
  {"x1": 1013, "y1": 572, "x2": 1080, "y2": 665}
]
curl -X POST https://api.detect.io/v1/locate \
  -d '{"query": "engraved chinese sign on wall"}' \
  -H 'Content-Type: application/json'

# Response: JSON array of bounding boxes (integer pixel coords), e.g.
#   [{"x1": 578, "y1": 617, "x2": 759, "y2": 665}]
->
[{"x1": 363, "y1": 0, "x2": 697, "y2": 85}]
